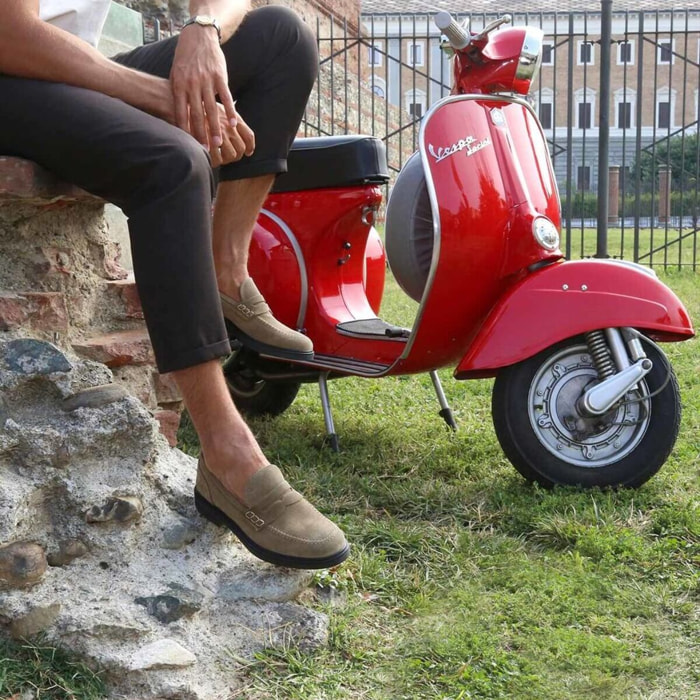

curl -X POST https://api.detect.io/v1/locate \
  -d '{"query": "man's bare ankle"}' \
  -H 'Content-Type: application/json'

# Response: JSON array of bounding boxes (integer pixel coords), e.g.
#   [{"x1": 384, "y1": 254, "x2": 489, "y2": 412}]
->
[
  {"x1": 216, "y1": 271, "x2": 248, "y2": 302},
  {"x1": 201, "y1": 435, "x2": 267, "y2": 492}
]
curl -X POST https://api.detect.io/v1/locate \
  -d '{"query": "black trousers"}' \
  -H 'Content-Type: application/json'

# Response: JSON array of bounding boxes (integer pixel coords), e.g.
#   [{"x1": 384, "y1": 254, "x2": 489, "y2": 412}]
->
[{"x1": 0, "y1": 6, "x2": 318, "y2": 373}]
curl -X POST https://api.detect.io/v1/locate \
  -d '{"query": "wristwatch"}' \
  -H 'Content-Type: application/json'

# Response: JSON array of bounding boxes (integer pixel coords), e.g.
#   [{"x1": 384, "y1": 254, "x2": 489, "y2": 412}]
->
[{"x1": 182, "y1": 15, "x2": 222, "y2": 43}]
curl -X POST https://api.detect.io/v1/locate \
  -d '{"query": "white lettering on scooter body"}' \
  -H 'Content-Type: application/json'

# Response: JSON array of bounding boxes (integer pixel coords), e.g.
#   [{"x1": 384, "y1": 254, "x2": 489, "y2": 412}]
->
[{"x1": 428, "y1": 134, "x2": 492, "y2": 163}]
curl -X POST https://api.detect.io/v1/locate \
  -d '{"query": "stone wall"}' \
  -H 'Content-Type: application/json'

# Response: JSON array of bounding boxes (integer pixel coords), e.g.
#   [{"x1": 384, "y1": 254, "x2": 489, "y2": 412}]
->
[
  {"x1": 0, "y1": 158, "x2": 181, "y2": 445},
  {"x1": 0, "y1": 337, "x2": 327, "y2": 699}
]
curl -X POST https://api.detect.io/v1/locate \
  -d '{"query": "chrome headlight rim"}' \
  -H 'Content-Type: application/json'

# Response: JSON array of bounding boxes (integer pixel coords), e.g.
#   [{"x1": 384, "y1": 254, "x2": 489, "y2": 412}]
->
[
  {"x1": 516, "y1": 27, "x2": 544, "y2": 87},
  {"x1": 532, "y1": 216, "x2": 560, "y2": 251}
]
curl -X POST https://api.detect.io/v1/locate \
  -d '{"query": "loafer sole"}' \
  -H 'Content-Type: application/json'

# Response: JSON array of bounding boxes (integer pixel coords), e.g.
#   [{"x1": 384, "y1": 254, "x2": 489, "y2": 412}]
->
[
  {"x1": 195, "y1": 489, "x2": 350, "y2": 569},
  {"x1": 224, "y1": 319, "x2": 314, "y2": 362}
]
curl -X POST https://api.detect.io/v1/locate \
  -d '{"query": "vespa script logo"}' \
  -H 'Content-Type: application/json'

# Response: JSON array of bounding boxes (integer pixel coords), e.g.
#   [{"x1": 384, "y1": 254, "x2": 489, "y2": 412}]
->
[{"x1": 428, "y1": 134, "x2": 492, "y2": 163}]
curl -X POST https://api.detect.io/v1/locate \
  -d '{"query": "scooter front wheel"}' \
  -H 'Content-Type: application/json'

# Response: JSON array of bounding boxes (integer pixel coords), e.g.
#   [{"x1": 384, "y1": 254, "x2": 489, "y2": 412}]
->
[{"x1": 491, "y1": 334, "x2": 681, "y2": 488}]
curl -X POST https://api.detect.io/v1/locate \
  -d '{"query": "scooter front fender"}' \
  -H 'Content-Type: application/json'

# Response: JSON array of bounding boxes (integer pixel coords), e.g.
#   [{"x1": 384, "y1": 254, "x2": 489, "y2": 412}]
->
[{"x1": 455, "y1": 259, "x2": 694, "y2": 378}]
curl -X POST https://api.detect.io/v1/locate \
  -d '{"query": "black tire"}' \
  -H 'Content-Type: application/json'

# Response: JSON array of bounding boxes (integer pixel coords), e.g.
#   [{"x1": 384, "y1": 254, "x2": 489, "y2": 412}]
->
[
  {"x1": 225, "y1": 368, "x2": 300, "y2": 418},
  {"x1": 492, "y1": 334, "x2": 681, "y2": 488}
]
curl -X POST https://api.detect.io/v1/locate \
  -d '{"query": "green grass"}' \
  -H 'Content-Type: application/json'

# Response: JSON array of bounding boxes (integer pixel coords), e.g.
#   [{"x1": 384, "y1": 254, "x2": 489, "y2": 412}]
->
[
  {"x1": 568, "y1": 226, "x2": 699, "y2": 269},
  {"x1": 195, "y1": 270, "x2": 699, "y2": 700},
  {"x1": 3, "y1": 271, "x2": 699, "y2": 699},
  {"x1": 0, "y1": 637, "x2": 105, "y2": 699}
]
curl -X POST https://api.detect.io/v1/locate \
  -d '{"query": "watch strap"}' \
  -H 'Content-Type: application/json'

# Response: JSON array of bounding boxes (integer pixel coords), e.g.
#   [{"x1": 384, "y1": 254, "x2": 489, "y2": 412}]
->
[{"x1": 182, "y1": 15, "x2": 222, "y2": 43}]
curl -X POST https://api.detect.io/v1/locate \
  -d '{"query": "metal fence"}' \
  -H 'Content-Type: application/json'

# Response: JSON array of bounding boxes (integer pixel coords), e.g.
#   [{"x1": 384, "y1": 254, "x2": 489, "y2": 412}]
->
[{"x1": 301, "y1": 9, "x2": 700, "y2": 270}]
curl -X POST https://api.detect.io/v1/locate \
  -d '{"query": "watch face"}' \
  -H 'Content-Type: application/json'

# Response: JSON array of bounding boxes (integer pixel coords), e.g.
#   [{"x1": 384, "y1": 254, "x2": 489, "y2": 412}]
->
[{"x1": 195, "y1": 15, "x2": 214, "y2": 25}]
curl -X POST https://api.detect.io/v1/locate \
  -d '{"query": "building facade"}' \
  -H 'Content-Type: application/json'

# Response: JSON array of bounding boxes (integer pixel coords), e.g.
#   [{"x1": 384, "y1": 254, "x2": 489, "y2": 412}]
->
[{"x1": 360, "y1": 1, "x2": 700, "y2": 194}]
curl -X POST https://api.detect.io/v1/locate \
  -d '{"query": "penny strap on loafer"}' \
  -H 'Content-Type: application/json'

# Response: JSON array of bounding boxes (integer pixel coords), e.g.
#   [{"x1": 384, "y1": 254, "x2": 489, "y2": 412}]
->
[
  {"x1": 242, "y1": 476, "x2": 304, "y2": 532},
  {"x1": 221, "y1": 285, "x2": 270, "y2": 323},
  {"x1": 195, "y1": 456, "x2": 350, "y2": 569}
]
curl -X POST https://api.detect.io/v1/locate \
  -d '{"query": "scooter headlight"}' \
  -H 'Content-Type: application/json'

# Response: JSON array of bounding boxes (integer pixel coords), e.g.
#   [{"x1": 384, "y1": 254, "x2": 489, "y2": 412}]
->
[
  {"x1": 532, "y1": 217, "x2": 560, "y2": 251},
  {"x1": 515, "y1": 27, "x2": 543, "y2": 93}
]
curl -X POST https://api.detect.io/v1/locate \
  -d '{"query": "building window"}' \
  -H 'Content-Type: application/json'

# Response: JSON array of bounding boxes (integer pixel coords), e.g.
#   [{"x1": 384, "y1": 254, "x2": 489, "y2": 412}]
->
[
  {"x1": 578, "y1": 102, "x2": 592, "y2": 129},
  {"x1": 368, "y1": 42, "x2": 383, "y2": 67},
  {"x1": 370, "y1": 76, "x2": 386, "y2": 99},
  {"x1": 655, "y1": 88, "x2": 675, "y2": 130},
  {"x1": 578, "y1": 41, "x2": 595, "y2": 65},
  {"x1": 614, "y1": 88, "x2": 635, "y2": 130},
  {"x1": 409, "y1": 103, "x2": 424, "y2": 119},
  {"x1": 405, "y1": 89, "x2": 426, "y2": 119},
  {"x1": 540, "y1": 102, "x2": 553, "y2": 130},
  {"x1": 658, "y1": 40, "x2": 674, "y2": 64},
  {"x1": 617, "y1": 102, "x2": 632, "y2": 129},
  {"x1": 617, "y1": 40, "x2": 634, "y2": 65},
  {"x1": 407, "y1": 42, "x2": 424, "y2": 67},
  {"x1": 658, "y1": 101, "x2": 671, "y2": 129},
  {"x1": 578, "y1": 166, "x2": 591, "y2": 191},
  {"x1": 541, "y1": 42, "x2": 554, "y2": 65},
  {"x1": 575, "y1": 88, "x2": 596, "y2": 130}
]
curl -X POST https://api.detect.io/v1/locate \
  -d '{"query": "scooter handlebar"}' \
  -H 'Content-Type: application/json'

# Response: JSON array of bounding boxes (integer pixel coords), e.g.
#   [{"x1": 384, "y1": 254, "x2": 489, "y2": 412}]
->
[{"x1": 434, "y1": 11, "x2": 471, "y2": 50}]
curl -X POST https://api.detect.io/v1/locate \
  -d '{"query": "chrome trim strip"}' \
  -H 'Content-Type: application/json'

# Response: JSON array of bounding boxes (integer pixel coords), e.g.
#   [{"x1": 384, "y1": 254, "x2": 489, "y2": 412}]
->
[
  {"x1": 297, "y1": 353, "x2": 391, "y2": 377},
  {"x1": 399, "y1": 93, "x2": 525, "y2": 361},
  {"x1": 261, "y1": 208, "x2": 309, "y2": 330}
]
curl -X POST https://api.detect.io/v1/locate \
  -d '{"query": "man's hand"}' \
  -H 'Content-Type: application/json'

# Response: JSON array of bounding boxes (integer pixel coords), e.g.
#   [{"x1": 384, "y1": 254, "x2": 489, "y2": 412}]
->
[
  {"x1": 208, "y1": 104, "x2": 255, "y2": 167},
  {"x1": 170, "y1": 23, "x2": 239, "y2": 149}
]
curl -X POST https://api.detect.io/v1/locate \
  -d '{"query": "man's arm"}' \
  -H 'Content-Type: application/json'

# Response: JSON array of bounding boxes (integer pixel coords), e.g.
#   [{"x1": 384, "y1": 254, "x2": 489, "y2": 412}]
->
[
  {"x1": 170, "y1": 0, "x2": 252, "y2": 149},
  {"x1": 0, "y1": 0, "x2": 175, "y2": 123}
]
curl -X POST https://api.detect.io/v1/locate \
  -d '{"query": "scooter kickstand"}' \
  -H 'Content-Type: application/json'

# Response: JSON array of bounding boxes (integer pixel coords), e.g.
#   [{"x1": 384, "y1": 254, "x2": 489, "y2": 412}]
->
[
  {"x1": 430, "y1": 371, "x2": 457, "y2": 431},
  {"x1": 318, "y1": 372, "x2": 340, "y2": 452}
]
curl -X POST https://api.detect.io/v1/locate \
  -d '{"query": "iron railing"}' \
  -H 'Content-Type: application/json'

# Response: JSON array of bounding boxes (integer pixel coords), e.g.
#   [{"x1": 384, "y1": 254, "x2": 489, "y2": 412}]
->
[{"x1": 301, "y1": 9, "x2": 700, "y2": 270}]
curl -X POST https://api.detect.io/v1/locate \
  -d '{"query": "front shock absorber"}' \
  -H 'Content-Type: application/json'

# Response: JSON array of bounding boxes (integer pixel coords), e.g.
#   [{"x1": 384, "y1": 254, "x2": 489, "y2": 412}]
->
[{"x1": 585, "y1": 330, "x2": 616, "y2": 380}]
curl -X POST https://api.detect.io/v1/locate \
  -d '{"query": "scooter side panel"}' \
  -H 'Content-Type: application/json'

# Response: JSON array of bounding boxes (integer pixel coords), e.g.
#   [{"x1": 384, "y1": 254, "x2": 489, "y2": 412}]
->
[
  {"x1": 454, "y1": 259, "x2": 695, "y2": 377},
  {"x1": 260, "y1": 186, "x2": 405, "y2": 366},
  {"x1": 396, "y1": 95, "x2": 561, "y2": 374}
]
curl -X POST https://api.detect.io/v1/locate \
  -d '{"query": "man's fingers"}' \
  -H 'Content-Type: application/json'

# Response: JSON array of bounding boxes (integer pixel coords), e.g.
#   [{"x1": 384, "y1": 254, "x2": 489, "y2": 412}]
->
[
  {"x1": 227, "y1": 129, "x2": 247, "y2": 162},
  {"x1": 209, "y1": 145, "x2": 223, "y2": 168},
  {"x1": 216, "y1": 76, "x2": 238, "y2": 127},
  {"x1": 238, "y1": 120, "x2": 256, "y2": 156},
  {"x1": 173, "y1": 88, "x2": 189, "y2": 132},
  {"x1": 203, "y1": 91, "x2": 222, "y2": 147},
  {"x1": 188, "y1": 94, "x2": 209, "y2": 147},
  {"x1": 219, "y1": 137, "x2": 238, "y2": 164}
]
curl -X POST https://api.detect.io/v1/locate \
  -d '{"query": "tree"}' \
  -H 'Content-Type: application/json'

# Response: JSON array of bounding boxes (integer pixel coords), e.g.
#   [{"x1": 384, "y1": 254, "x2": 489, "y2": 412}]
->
[{"x1": 634, "y1": 133, "x2": 700, "y2": 193}]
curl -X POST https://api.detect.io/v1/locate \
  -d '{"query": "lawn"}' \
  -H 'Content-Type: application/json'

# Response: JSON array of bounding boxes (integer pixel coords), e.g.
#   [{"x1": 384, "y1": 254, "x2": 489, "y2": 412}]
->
[
  {"x1": 2, "y1": 270, "x2": 699, "y2": 699},
  {"x1": 566, "y1": 225, "x2": 699, "y2": 270}
]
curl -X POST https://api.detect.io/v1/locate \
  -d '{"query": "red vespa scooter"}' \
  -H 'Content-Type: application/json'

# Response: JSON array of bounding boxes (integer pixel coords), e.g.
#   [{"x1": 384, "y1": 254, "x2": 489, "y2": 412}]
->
[{"x1": 223, "y1": 12, "x2": 695, "y2": 489}]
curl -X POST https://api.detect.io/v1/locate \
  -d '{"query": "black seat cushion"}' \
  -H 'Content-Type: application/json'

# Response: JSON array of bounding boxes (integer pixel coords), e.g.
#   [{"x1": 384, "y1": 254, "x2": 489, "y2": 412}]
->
[{"x1": 272, "y1": 136, "x2": 389, "y2": 193}]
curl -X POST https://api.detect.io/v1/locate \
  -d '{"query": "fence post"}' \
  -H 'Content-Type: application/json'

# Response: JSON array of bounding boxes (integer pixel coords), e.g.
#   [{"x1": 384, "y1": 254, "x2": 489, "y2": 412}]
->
[
  {"x1": 596, "y1": 0, "x2": 613, "y2": 258},
  {"x1": 658, "y1": 166, "x2": 672, "y2": 224},
  {"x1": 608, "y1": 165, "x2": 620, "y2": 225}
]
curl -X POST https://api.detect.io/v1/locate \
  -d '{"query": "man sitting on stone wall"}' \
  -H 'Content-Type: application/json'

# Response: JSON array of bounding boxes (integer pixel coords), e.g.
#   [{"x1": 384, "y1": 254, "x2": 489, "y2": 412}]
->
[{"x1": 0, "y1": 0, "x2": 350, "y2": 569}]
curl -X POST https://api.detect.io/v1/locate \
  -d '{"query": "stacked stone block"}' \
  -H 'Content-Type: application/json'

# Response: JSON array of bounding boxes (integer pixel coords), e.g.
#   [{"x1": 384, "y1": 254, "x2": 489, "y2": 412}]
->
[{"x1": 0, "y1": 156, "x2": 181, "y2": 445}]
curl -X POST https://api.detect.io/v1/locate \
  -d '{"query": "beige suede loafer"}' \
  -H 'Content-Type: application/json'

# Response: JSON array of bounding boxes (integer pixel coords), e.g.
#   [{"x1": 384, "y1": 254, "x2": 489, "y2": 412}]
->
[
  {"x1": 194, "y1": 456, "x2": 350, "y2": 569},
  {"x1": 221, "y1": 278, "x2": 313, "y2": 361}
]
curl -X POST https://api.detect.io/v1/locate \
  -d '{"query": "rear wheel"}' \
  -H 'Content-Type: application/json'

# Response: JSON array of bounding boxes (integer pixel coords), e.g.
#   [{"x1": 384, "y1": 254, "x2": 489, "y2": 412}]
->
[
  {"x1": 223, "y1": 349, "x2": 300, "y2": 418},
  {"x1": 492, "y1": 334, "x2": 681, "y2": 488}
]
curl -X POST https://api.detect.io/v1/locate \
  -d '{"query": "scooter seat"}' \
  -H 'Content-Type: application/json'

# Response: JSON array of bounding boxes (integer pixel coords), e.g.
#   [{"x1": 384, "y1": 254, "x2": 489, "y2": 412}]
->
[{"x1": 272, "y1": 136, "x2": 389, "y2": 193}]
